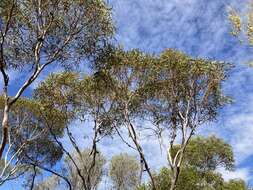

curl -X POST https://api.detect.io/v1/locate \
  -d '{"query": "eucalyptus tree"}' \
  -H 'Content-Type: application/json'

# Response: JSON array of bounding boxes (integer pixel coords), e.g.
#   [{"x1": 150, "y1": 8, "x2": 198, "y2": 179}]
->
[
  {"x1": 224, "y1": 179, "x2": 248, "y2": 190},
  {"x1": 171, "y1": 136, "x2": 234, "y2": 172},
  {"x1": 169, "y1": 136, "x2": 234, "y2": 190},
  {"x1": 33, "y1": 71, "x2": 119, "y2": 190},
  {"x1": 0, "y1": 0, "x2": 113, "y2": 160},
  {"x1": 30, "y1": 46, "x2": 229, "y2": 190},
  {"x1": 142, "y1": 49, "x2": 230, "y2": 190},
  {"x1": 109, "y1": 153, "x2": 140, "y2": 190},
  {"x1": 63, "y1": 149, "x2": 106, "y2": 190},
  {"x1": 94, "y1": 48, "x2": 158, "y2": 189}
]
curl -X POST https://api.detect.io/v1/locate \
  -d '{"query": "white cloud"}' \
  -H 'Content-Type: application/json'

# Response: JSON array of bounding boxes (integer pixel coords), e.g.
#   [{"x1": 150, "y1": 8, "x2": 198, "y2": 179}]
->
[{"x1": 217, "y1": 167, "x2": 251, "y2": 182}]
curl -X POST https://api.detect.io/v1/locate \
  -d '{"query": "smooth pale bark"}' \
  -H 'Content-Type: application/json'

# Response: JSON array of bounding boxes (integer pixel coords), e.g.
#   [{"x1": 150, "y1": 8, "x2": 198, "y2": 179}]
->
[{"x1": 0, "y1": 98, "x2": 9, "y2": 159}]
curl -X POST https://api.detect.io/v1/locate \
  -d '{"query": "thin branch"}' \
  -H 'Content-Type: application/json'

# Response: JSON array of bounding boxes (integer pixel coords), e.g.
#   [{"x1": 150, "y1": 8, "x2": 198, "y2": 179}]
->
[{"x1": 28, "y1": 162, "x2": 72, "y2": 190}]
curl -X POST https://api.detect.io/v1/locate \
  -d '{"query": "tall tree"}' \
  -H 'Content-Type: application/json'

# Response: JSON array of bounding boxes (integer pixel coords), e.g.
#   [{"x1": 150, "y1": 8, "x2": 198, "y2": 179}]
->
[
  {"x1": 109, "y1": 153, "x2": 140, "y2": 190},
  {"x1": 94, "y1": 48, "x2": 159, "y2": 189},
  {"x1": 26, "y1": 47, "x2": 229, "y2": 190},
  {"x1": 0, "y1": 0, "x2": 113, "y2": 160},
  {"x1": 145, "y1": 49, "x2": 229, "y2": 190}
]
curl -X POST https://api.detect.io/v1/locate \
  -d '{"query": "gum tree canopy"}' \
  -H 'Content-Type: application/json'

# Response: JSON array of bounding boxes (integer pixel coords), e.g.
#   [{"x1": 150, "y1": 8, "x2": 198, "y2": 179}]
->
[{"x1": 0, "y1": 0, "x2": 113, "y2": 159}]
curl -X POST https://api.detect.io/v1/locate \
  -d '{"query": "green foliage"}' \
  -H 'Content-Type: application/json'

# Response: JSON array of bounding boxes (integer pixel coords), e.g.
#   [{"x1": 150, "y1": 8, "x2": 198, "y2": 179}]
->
[
  {"x1": 147, "y1": 49, "x2": 230, "y2": 128},
  {"x1": 0, "y1": 96, "x2": 65, "y2": 166},
  {"x1": 171, "y1": 135, "x2": 234, "y2": 171},
  {"x1": 35, "y1": 47, "x2": 230, "y2": 134},
  {"x1": 34, "y1": 71, "x2": 122, "y2": 135},
  {"x1": 149, "y1": 166, "x2": 224, "y2": 190},
  {"x1": 224, "y1": 179, "x2": 248, "y2": 190},
  {"x1": 34, "y1": 72, "x2": 82, "y2": 120},
  {"x1": 140, "y1": 136, "x2": 246, "y2": 190},
  {"x1": 95, "y1": 48, "x2": 158, "y2": 117}
]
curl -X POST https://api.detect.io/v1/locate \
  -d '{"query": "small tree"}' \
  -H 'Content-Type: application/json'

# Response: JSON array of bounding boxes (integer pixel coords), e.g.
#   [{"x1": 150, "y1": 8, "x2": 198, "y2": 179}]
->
[
  {"x1": 63, "y1": 149, "x2": 106, "y2": 190},
  {"x1": 171, "y1": 136, "x2": 234, "y2": 172},
  {"x1": 109, "y1": 153, "x2": 140, "y2": 190}
]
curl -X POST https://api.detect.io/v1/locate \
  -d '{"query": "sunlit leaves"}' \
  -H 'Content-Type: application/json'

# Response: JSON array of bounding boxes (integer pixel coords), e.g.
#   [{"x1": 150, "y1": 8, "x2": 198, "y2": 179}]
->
[{"x1": 171, "y1": 136, "x2": 234, "y2": 171}]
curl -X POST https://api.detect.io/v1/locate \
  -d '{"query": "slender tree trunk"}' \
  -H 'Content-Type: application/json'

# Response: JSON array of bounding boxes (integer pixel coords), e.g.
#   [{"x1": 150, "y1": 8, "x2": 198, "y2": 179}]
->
[
  {"x1": 30, "y1": 165, "x2": 37, "y2": 190},
  {"x1": 0, "y1": 102, "x2": 9, "y2": 158},
  {"x1": 170, "y1": 180, "x2": 176, "y2": 190},
  {"x1": 127, "y1": 122, "x2": 156, "y2": 190},
  {"x1": 168, "y1": 127, "x2": 194, "y2": 190},
  {"x1": 139, "y1": 161, "x2": 144, "y2": 186},
  {"x1": 169, "y1": 167, "x2": 180, "y2": 190}
]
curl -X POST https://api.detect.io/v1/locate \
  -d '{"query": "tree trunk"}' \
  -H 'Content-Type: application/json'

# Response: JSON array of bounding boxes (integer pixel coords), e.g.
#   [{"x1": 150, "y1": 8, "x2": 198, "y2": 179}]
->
[
  {"x1": 170, "y1": 167, "x2": 180, "y2": 190},
  {"x1": 127, "y1": 123, "x2": 156, "y2": 190},
  {"x1": 170, "y1": 180, "x2": 176, "y2": 190},
  {"x1": 0, "y1": 103, "x2": 9, "y2": 159}
]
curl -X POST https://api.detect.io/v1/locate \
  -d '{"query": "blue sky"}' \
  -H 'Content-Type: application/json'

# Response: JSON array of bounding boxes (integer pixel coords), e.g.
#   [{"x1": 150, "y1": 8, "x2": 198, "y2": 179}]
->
[{"x1": 3, "y1": 0, "x2": 253, "y2": 189}]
